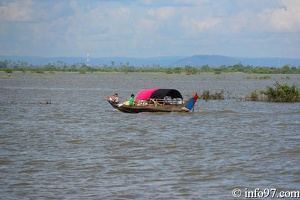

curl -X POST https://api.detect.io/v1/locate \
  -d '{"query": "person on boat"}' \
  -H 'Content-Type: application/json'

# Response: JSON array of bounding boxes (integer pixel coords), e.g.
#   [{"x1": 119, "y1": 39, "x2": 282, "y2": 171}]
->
[
  {"x1": 112, "y1": 93, "x2": 119, "y2": 104},
  {"x1": 129, "y1": 94, "x2": 135, "y2": 106}
]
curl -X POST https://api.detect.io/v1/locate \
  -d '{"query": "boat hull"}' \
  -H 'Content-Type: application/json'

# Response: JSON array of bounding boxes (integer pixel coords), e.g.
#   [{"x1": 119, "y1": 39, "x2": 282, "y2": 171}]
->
[
  {"x1": 117, "y1": 103, "x2": 188, "y2": 113},
  {"x1": 107, "y1": 100, "x2": 120, "y2": 109}
]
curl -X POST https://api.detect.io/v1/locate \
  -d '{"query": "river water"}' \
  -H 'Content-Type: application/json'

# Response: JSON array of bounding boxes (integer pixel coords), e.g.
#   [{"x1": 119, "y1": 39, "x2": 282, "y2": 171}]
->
[{"x1": 0, "y1": 72, "x2": 299, "y2": 199}]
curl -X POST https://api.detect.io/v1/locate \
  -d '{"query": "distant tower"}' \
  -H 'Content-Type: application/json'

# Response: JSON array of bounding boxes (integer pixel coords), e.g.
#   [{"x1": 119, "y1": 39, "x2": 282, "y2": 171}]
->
[{"x1": 86, "y1": 51, "x2": 90, "y2": 67}]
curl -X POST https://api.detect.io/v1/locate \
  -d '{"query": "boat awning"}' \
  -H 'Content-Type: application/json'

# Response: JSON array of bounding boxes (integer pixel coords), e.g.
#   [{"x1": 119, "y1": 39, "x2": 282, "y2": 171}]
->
[
  {"x1": 136, "y1": 88, "x2": 183, "y2": 100},
  {"x1": 135, "y1": 88, "x2": 159, "y2": 100}
]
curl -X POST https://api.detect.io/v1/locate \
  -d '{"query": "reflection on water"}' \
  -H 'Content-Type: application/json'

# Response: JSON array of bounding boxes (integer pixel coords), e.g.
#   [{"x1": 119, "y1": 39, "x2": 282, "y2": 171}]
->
[{"x1": 0, "y1": 72, "x2": 299, "y2": 199}]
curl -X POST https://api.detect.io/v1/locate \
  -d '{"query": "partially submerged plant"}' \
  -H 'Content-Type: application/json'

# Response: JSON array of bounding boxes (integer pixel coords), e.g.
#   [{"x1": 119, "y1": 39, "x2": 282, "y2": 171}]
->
[
  {"x1": 261, "y1": 81, "x2": 299, "y2": 102},
  {"x1": 200, "y1": 90, "x2": 224, "y2": 101},
  {"x1": 249, "y1": 90, "x2": 259, "y2": 101}
]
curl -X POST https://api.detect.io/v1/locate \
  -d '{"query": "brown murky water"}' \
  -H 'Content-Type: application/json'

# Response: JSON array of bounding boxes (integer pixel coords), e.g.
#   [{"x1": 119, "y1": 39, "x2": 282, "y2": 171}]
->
[{"x1": 1, "y1": 72, "x2": 299, "y2": 199}]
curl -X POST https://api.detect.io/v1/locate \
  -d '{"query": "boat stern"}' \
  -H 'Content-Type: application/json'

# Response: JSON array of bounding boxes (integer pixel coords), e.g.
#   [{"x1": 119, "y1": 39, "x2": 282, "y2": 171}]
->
[{"x1": 183, "y1": 93, "x2": 199, "y2": 112}]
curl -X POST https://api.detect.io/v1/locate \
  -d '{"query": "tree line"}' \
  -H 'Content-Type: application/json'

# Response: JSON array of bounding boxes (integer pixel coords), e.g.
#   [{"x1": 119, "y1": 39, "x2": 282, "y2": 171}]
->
[{"x1": 0, "y1": 59, "x2": 299, "y2": 74}]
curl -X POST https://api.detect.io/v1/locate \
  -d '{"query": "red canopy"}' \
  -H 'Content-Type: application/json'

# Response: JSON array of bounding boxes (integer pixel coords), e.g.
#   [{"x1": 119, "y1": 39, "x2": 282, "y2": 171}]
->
[
  {"x1": 136, "y1": 88, "x2": 159, "y2": 100},
  {"x1": 135, "y1": 88, "x2": 183, "y2": 100}
]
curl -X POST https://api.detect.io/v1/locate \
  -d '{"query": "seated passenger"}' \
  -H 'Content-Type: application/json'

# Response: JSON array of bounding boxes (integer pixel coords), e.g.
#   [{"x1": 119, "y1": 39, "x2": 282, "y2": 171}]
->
[
  {"x1": 129, "y1": 94, "x2": 135, "y2": 106},
  {"x1": 112, "y1": 93, "x2": 119, "y2": 104}
]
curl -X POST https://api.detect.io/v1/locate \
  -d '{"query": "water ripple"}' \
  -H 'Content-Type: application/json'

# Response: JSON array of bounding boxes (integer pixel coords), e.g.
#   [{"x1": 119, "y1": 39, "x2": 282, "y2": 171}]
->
[{"x1": 1, "y1": 73, "x2": 299, "y2": 199}]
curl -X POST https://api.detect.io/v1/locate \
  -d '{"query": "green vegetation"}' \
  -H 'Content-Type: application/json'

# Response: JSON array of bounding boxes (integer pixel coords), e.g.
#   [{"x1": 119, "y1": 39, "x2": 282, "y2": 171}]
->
[
  {"x1": 261, "y1": 81, "x2": 300, "y2": 102},
  {"x1": 248, "y1": 90, "x2": 260, "y2": 101},
  {"x1": 200, "y1": 90, "x2": 225, "y2": 101},
  {"x1": 246, "y1": 82, "x2": 300, "y2": 102},
  {"x1": 0, "y1": 59, "x2": 300, "y2": 74},
  {"x1": 4, "y1": 68, "x2": 13, "y2": 74}
]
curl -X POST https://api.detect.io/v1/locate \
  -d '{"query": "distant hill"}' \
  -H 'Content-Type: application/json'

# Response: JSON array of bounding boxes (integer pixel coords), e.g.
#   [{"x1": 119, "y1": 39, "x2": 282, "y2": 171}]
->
[
  {"x1": 238, "y1": 57, "x2": 300, "y2": 68},
  {"x1": 171, "y1": 55, "x2": 300, "y2": 67},
  {"x1": 170, "y1": 55, "x2": 240, "y2": 67},
  {"x1": 1, "y1": 55, "x2": 299, "y2": 67}
]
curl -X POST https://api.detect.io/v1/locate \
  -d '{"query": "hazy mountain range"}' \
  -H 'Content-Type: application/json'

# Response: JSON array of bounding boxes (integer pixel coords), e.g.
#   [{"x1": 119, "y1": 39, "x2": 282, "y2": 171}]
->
[{"x1": 1, "y1": 55, "x2": 300, "y2": 68}]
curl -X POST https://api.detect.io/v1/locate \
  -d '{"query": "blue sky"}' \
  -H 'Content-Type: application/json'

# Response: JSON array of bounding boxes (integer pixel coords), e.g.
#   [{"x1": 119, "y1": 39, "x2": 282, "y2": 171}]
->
[{"x1": 0, "y1": 0, "x2": 299, "y2": 58}]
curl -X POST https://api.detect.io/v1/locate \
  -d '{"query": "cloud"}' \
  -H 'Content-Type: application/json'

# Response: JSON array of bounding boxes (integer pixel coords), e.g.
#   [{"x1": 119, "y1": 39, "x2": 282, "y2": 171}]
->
[
  {"x1": 205, "y1": 0, "x2": 300, "y2": 34},
  {"x1": 181, "y1": 17, "x2": 220, "y2": 35},
  {"x1": 0, "y1": 0, "x2": 34, "y2": 22},
  {"x1": 265, "y1": 0, "x2": 300, "y2": 32},
  {"x1": 144, "y1": 0, "x2": 210, "y2": 7},
  {"x1": 0, "y1": 0, "x2": 299, "y2": 58},
  {"x1": 148, "y1": 7, "x2": 175, "y2": 20}
]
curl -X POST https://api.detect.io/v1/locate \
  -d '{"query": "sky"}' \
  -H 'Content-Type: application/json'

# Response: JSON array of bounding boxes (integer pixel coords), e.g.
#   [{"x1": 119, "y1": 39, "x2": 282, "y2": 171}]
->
[{"x1": 0, "y1": 0, "x2": 299, "y2": 58}]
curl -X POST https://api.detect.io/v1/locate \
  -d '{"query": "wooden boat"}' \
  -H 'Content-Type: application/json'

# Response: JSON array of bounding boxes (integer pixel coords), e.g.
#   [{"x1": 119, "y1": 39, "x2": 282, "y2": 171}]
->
[{"x1": 107, "y1": 88, "x2": 198, "y2": 113}]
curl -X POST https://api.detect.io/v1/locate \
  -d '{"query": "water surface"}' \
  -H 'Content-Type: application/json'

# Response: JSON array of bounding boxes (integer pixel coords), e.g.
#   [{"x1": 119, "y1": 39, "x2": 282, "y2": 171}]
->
[{"x1": 1, "y1": 72, "x2": 299, "y2": 199}]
